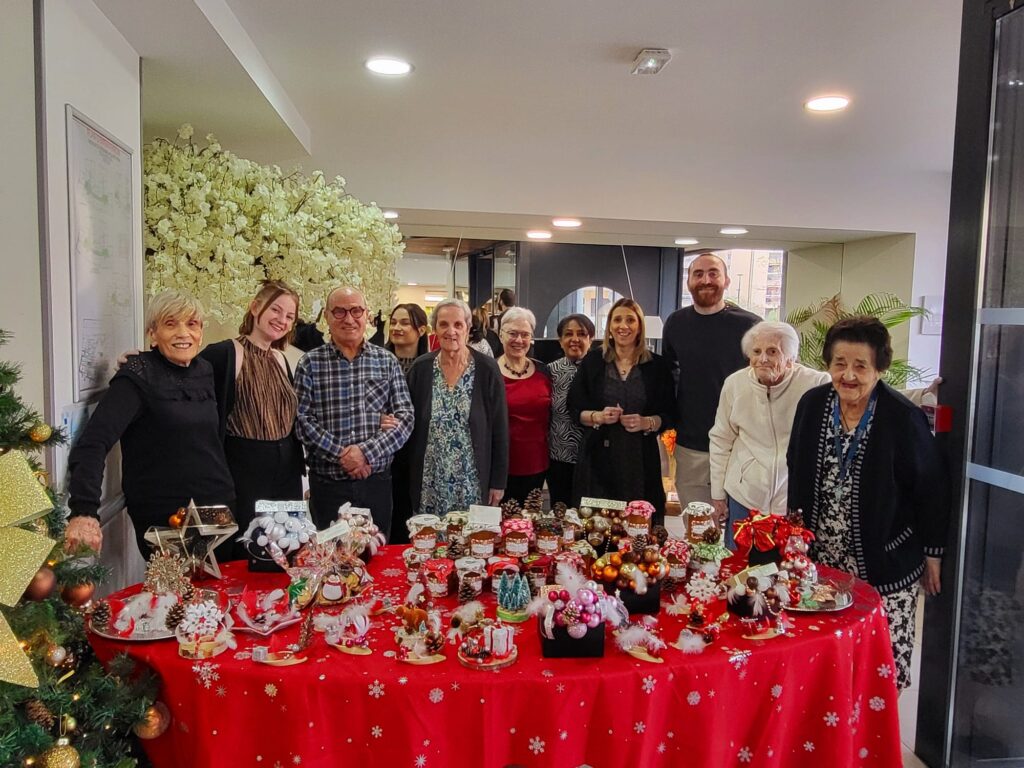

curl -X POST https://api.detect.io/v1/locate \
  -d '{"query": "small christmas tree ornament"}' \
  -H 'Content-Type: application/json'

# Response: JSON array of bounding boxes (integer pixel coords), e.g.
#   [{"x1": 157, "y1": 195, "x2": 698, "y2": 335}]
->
[
  {"x1": 25, "y1": 566, "x2": 56, "y2": 601},
  {"x1": 37, "y1": 737, "x2": 80, "y2": 768},
  {"x1": 60, "y1": 582, "x2": 95, "y2": 608},
  {"x1": 28, "y1": 423, "x2": 53, "y2": 443},
  {"x1": 164, "y1": 601, "x2": 185, "y2": 631},
  {"x1": 25, "y1": 699, "x2": 55, "y2": 729},
  {"x1": 90, "y1": 600, "x2": 112, "y2": 630},
  {"x1": 133, "y1": 701, "x2": 171, "y2": 739},
  {"x1": 45, "y1": 644, "x2": 67, "y2": 667},
  {"x1": 496, "y1": 572, "x2": 532, "y2": 623},
  {"x1": 60, "y1": 713, "x2": 77, "y2": 733}
]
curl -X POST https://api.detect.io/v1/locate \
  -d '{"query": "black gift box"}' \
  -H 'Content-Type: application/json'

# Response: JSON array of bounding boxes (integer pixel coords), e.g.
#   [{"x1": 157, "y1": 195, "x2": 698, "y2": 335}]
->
[
  {"x1": 538, "y1": 618, "x2": 606, "y2": 658},
  {"x1": 619, "y1": 581, "x2": 661, "y2": 615},
  {"x1": 248, "y1": 546, "x2": 285, "y2": 572},
  {"x1": 746, "y1": 547, "x2": 782, "y2": 568}
]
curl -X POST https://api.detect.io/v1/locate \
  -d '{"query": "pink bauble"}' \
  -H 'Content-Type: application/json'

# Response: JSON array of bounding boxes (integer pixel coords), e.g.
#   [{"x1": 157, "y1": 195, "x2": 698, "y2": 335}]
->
[
  {"x1": 559, "y1": 589, "x2": 570, "y2": 601},
  {"x1": 567, "y1": 622, "x2": 588, "y2": 639},
  {"x1": 577, "y1": 589, "x2": 596, "y2": 606}
]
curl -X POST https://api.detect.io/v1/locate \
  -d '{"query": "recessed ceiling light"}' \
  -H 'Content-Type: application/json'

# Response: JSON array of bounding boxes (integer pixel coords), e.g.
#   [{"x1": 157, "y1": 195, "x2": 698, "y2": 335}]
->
[
  {"x1": 407, "y1": 282, "x2": 418, "y2": 286},
  {"x1": 552, "y1": 218, "x2": 582, "y2": 228},
  {"x1": 674, "y1": 237, "x2": 699, "y2": 246},
  {"x1": 631, "y1": 48, "x2": 672, "y2": 75},
  {"x1": 382, "y1": 210, "x2": 399, "y2": 220},
  {"x1": 527, "y1": 230, "x2": 552, "y2": 240},
  {"x1": 805, "y1": 95, "x2": 850, "y2": 112},
  {"x1": 365, "y1": 57, "x2": 413, "y2": 76},
  {"x1": 720, "y1": 227, "x2": 748, "y2": 235}
]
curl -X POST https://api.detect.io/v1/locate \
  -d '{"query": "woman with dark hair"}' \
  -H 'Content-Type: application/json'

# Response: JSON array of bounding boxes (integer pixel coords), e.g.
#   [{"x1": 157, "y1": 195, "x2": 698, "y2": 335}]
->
[
  {"x1": 200, "y1": 280, "x2": 305, "y2": 559},
  {"x1": 385, "y1": 303, "x2": 429, "y2": 375},
  {"x1": 468, "y1": 305, "x2": 496, "y2": 357},
  {"x1": 546, "y1": 313, "x2": 597, "y2": 507},
  {"x1": 569, "y1": 298, "x2": 675, "y2": 519},
  {"x1": 787, "y1": 315, "x2": 949, "y2": 690}
]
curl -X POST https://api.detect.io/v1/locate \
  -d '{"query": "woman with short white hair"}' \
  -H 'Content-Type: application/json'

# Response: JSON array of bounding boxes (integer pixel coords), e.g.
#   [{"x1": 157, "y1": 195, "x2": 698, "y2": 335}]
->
[
  {"x1": 497, "y1": 306, "x2": 552, "y2": 505},
  {"x1": 709, "y1": 321, "x2": 829, "y2": 547}
]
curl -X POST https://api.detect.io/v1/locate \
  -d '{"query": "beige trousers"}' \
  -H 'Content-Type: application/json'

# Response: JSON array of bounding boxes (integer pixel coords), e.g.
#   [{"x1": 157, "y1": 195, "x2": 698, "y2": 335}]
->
[{"x1": 674, "y1": 445, "x2": 713, "y2": 506}]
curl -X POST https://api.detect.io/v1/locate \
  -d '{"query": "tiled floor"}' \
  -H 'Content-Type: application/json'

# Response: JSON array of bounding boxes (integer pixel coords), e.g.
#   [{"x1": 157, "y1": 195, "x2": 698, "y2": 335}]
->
[{"x1": 898, "y1": 596, "x2": 928, "y2": 767}]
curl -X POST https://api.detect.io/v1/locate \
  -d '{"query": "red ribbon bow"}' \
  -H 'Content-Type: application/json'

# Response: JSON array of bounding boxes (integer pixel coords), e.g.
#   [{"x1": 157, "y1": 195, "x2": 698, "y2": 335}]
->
[{"x1": 732, "y1": 511, "x2": 779, "y2": 553}]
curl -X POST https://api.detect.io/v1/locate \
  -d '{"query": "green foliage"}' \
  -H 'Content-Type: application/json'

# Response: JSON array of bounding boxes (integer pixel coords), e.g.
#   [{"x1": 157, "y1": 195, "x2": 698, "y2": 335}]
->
[
  {"x1": 0, "y1": 329, "x2": 157, "y2": 767},
  {"x1": 784, "y1": 293, "x2": 930, "y2": 387}
]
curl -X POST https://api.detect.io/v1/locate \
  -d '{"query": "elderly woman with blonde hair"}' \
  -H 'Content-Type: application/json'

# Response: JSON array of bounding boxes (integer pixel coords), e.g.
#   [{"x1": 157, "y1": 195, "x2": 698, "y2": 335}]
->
[{"x1": 65, "y1": 290, "x2": 235, "y2": 555}]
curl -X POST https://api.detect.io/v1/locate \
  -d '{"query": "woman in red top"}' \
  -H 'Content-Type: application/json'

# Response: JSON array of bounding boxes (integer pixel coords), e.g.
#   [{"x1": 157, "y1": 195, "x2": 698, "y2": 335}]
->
[{"x1": 497, "y1": 307, "x2": 552, "y2": 506}]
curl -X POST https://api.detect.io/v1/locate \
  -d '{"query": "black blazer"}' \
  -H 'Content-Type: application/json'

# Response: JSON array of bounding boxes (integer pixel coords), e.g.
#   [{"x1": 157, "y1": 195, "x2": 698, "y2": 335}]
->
[
  {"x1": 787, "y1": 381, "x2": 949, "y2": 594},
  {"x1": 406, "y1": 349, "x2": 509, "y2": 511},
  {"x1": 567, "y1": 349, "x2": 676, "y2": 510}
]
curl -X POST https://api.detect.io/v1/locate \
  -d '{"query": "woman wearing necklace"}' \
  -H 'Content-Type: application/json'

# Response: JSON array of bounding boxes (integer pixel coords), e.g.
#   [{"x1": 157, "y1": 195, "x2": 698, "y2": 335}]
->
[
  {"x1": 568, "y1": 298, "x2": 675, "y2": 520},
  {"x1": 199, "y1": 280, "x2": 305, "y2": 560},
  {"x1": 497, "y1": 307, "x2": 552, "y2": 506},
  {"x1": 406, "y1": 299, "x2": 508, "y2": 522},
  {"x1": 384, "y1": 303, "x2": 429, "y2": 374},
  {"x1": 787, "y1": 316, "x2": 949, "y2": 691}
]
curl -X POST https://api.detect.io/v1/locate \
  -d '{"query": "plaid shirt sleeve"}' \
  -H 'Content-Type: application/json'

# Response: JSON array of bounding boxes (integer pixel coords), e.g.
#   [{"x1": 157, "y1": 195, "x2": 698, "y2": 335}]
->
[
  {"x1": 294, "y1": 351, "x2": 346, "y2": 466},
  {"x1": 357, "y1": 354, "x2": 414, "y2": 472}
]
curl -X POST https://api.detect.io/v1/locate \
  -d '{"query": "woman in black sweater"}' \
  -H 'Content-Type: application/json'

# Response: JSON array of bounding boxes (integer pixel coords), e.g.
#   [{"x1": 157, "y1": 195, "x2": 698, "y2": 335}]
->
[
  {"x1": 787, "y1": 316, "x2": 949, "y2": 690},
  {"x1": 65, "y1": 291, "x2": 235, "y2": 556}
]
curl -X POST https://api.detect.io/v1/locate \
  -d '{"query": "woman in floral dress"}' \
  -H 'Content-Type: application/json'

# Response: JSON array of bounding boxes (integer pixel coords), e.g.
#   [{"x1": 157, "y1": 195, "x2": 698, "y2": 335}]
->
[{"x1": 787, "y1": 316, "x2": 949, "y2": 689}]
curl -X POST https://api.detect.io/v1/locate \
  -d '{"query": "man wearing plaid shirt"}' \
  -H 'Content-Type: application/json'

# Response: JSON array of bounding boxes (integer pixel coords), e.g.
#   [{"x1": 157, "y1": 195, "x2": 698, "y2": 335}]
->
[{"x1": 295, "y1": 287, "x2": 414, "y2": 536}]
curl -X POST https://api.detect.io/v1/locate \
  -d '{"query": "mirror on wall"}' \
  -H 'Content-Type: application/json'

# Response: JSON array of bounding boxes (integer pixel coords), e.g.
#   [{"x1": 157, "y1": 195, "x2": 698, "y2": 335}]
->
[{"x1": 542, "y1": 285, "x2": 627, "y2": 339}]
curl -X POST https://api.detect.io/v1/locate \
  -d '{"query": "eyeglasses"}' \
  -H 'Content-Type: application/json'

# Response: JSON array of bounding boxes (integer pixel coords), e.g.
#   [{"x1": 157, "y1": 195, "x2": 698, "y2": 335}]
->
[
  {"x1": 329, "y1": 306, "x2": 367, "y2": 320},
  {"x1": 505, "y1": 330, "x2": 532, "y2": 341}
]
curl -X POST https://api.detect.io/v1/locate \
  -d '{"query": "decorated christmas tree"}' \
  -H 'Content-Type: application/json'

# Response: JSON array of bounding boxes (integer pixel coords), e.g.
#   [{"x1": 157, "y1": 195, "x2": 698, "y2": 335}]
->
[{"x1": 0, "y1": 330, "x2": 157, "y2": 767}]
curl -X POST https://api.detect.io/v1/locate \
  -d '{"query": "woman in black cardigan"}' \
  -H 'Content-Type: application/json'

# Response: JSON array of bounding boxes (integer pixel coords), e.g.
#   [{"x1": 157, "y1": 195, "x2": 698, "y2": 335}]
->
[
  {"x1": 787, "y1": 316, "x2": 949, "y2": 690},
  {"x1": 405, "y1": 299, "x2": 509, "y2": 528},
  {"x1": 568, "y1": 298, "x2": 675, "y2": 520}
]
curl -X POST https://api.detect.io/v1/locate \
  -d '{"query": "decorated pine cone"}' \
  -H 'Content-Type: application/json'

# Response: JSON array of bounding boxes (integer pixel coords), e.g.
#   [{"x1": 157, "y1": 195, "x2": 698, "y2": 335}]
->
[
  {"x1": 25, "y1": 699, "x2": 56, "y2": 729},
  {"x1": 524, "y1": 488, "x2": 544, "y2": 514},
  {"x1": 560, "y1": 601, "x2": 582, "y2": 626},
  {"x1": 500, "y1": 500, "x2": 522, "y2": 520},
  {"x1": 650, "y1": 524, "x2": 669, "y2": 546},
  {"x1": 701, "y1": 527, "x2": 721, "y2": 545},
  {"x1": 457, "y1": 579, "x2": 477, "y2": 604},
  {"x1": 552, "y1": 502, "x2": 567, "y2": 518},
  {"x1": 164, "y1": 601, "x2": 185, "y2": 631},
  {"x1": 632, "y1": 533, "x2": 651, "y2": 552},
  {"x1": 447, "y1": 539, "x2": 466, "y2": 560},
  {"x1": 181, "y1": 582, "x2": 196, "y2": 602},
  {"x1": 90, "y1": 600, "x2": 112, "y2": 629}
]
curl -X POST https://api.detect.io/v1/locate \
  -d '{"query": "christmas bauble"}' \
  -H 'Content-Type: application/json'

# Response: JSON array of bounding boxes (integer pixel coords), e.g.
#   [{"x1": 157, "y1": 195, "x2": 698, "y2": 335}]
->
[
  {"x1": 25, "y1": 566, "x2": 56, "y2": 601},
  {"x1": 168, "y1": 511, "x2": 185, "y2": 528},
  {"x1": 45, "y1": 644, "x2": 67, "y2": 667},
  {"x1": 61, "y1": 582, "x2": 95, "y2": 608},
  {"x1": 133, "y1": 701, "x2": 171, "y2": 740},
  {"x1": 60, "y1": 714, "x2": 77, "y2": 733},
  {"x1": 38, "y1": 738, "x2": 80, "y2": 768},
  {"x1": 29, "y1": 423, "x2": 53, "y2": 442}
]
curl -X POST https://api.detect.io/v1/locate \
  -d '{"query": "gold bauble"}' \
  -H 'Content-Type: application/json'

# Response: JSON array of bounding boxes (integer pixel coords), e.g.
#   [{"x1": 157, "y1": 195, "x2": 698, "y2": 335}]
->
[
  {"x1": 133, "y1": 701, "x2": 171, "y2": 740},
  {"x1": 28, "y1": 424, "x2": 52, "y2": 443},
  {"x1": 38, "y1": 738, "x2": 79, "y2": 768},
  {"x1": 60, "y1": 582, "x2": 95, "y2": 608},
  {"x1": 60, "y1": 713, "x2": 76, "y2": 732}
]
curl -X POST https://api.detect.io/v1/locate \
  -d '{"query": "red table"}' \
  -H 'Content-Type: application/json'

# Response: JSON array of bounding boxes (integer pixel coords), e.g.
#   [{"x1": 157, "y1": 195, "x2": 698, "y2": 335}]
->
[{"x1": 90, "y1": 547, "x2": 902, "y2": 767}]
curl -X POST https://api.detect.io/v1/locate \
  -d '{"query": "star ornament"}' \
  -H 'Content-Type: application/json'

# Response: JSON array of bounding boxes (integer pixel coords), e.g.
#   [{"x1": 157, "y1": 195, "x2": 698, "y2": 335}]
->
[
  {"x1": 0, "y1": 449, "x2": 57, "y2": 688},
  {"x1": 144, "y1": 500, "x2": 238, "y2": 579}
]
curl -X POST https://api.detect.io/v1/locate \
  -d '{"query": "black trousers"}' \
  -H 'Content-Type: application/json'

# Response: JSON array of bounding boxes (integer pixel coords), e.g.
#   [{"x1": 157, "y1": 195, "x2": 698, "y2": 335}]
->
[
  {"x1": 546, "y1": 460, "x2": 576, "y2": 508},
  {"x1": 224, "y1": 433, "x2": 305, "y2": 561},
  {"x1": 128, "y1": 497, "x2": 236, "y2": 562},
  {"x1": 502, "y1": 471, "x2": 547, "y2": 508},
  {"x1": 309, "y1": 470, "x2": 393, "y2": 541}
]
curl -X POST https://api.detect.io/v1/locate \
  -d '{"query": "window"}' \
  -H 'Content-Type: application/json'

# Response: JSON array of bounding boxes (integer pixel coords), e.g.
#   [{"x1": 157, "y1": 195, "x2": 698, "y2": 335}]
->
[
  {"x1": 681, "y1": 250, "x2": 786, "y2": 320},
  {"x1": 542, "y1": 285, "x2": 626, "y2": 338}
]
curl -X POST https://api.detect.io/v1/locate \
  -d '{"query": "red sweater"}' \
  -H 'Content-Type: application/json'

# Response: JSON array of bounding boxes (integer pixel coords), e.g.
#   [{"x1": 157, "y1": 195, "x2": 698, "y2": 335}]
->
[{"x1": 504, "y1": 370, "x2": 552, "y2": 476}]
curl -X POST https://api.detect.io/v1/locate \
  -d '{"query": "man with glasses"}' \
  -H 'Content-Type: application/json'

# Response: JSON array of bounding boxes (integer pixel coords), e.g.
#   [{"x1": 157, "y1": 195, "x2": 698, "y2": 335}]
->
[{"x1": 295, "y1": 286, "x2": 414, "y2": 536}]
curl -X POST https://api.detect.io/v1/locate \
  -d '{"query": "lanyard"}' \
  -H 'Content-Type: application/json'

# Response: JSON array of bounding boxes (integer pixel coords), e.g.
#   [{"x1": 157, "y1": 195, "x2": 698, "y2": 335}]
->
[{"x1": 831, "y1": 389, "x2": 877, "y2": 483}]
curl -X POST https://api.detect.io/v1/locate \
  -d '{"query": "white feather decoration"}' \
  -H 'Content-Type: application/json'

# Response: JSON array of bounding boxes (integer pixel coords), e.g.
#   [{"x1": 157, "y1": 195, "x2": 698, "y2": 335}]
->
[
  {"x1": 555, "y1": 563, "x2": 588, "y2": 597},
  {"x1": 674, "y1": 629, "x2": 708, "y2": 654}
]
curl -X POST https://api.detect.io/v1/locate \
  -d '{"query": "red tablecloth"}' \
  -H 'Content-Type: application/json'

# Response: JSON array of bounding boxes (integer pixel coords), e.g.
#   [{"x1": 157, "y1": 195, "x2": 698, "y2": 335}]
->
[{"x1": 90, "y1": 548, "x2": 902, "y2": 767}]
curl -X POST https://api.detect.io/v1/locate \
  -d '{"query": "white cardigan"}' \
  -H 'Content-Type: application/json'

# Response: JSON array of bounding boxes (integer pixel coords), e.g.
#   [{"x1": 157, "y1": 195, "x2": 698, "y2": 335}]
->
[{"x1": 708, "y1": 364, "x2": 829, "y2": 516}]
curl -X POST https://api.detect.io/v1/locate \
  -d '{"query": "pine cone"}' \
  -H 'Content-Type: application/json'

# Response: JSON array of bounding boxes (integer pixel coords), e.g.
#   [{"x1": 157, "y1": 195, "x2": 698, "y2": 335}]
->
[
  {"x1": 650, "y1": 525, "x2": 669, "y2": 546},
  {"x1": 165, "y1": 601, "x2": 185, "y2": 631},
  {"x1": 500, "y1": 500, "x2": 521, "y2": 520},
  {"x1": 661, "y1": 576, "x2": 680, "y2": 595},
  {"x1": 25, "y1": 699, "x2": 55, "y2": 729},
  {"x1": 447, "y1": 540, "x2": 466, "y2": 560},
  {"x1": 632, "y1": 534, "x2": 651, "y2": 552},
  {"x1": 457, "y1": 579, "x2": 477, "y2": 604},
  {"x1": 91, "y1": 601, "x2": 112, "y2": 629},
  {"x1": 524, "y1": 488, "x2": 544, "y2": 514},
  {"x1": 181, "y1": 582, "x2": 196, "y2": 602},
  {"x1": 552, "y1": 502, "x2": 567, "y2": 518}
]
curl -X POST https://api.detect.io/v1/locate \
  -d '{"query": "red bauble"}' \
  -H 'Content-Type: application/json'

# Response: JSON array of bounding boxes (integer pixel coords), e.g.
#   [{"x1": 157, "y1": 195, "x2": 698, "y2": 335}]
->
[
  {"x1": 25, "y1": 566, "x2": 56, "y2": 601},
  {"x1": 61, "y1": 581, "x2": 96, "y2": 607}
]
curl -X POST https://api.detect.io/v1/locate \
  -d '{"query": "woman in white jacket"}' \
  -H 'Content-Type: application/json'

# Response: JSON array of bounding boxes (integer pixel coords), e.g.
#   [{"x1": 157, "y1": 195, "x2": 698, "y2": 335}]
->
[
  {"x1": 710, "y1": 320, "x2": 935, "y2": 549},
  {"x1": 709, "y1": 321, "x2": 827, "y2": 549}
]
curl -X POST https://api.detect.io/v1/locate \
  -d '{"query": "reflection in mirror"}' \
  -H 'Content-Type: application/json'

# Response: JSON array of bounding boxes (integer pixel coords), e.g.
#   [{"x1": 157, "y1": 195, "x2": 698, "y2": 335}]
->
[{"x1": 542, "y1": 286, "x2": 626, "y2": 339}]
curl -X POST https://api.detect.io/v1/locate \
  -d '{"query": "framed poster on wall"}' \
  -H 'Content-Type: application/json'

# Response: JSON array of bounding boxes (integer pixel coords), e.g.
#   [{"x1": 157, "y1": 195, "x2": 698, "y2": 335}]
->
[{"x1": 65, "y1": 106, "x2": 137, "y2": 402}]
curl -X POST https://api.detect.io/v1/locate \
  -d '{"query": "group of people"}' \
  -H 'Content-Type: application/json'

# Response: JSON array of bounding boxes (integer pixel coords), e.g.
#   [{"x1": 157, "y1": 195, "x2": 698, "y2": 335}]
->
[{"x1": 62, "y1": 252, "x2": 948, "y2": 690}]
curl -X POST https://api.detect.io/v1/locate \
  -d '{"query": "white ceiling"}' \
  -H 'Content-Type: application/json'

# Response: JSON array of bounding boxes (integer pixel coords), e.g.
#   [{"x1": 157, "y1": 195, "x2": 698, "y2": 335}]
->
[{"x1": 95, "y1": 0, "x2": 963, "y2": 250}]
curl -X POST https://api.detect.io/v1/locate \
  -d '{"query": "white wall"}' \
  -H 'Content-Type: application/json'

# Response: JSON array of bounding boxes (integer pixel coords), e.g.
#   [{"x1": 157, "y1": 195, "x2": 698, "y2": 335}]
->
[
  {"x1": 38, "y1": 0, "x2": 144, "y2": 589},
  {"x1": 0, "y1": 1, "x2": 45, "y2": 413}
]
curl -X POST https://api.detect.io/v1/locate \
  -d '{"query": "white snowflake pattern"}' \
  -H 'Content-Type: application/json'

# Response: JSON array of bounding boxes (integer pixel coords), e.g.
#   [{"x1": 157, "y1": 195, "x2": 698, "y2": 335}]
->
[
  {"x1": 859, "y1": 748, "x2": 869, "y2": 758},
  {"x1": 642, "y1": 675, "x2": 657, "y2": 694},
  {"x1": 823, "y1": 711, "x2": 839, "y2": 727},
  {"x1": 687, "y1": 691, "x2": 701, "y2": 706},
  {"x1": 529, "y1": 737, "x2": 545, "y2": 755},
  {"x1": 292, "y1": 757, "x2": 302, "y2": 765},
  {"x1": 371, "y1": 725, "x2": 383, "y2": 738},
  {"x1": 560, "y1": 730, "x2": 568, "y2": 741},
  {"x1": 542, "y1": 669, "x2": 554, "y2": 677},
  {"x1": 556, "y1": 683, "x2": 566, "y2": 693},
  {"x1": 398, "y1": 676, "x2": 409, "y2": 685},
  {"x1": 264, "y1": 683, "x2": 278, "y2": 698},
  {"x1": 708, "y1": 690, "x2": 716, "y2": 699},
  {"x1": 804, "y1": 741, "x2": 815, "y2": 752},
  {"x1": 368, "y1": 680, "x2": 385, "y2": 699},
  {"x1": 634, "y1": 721, "x2": 646, "y2": 734},
  {"x1": 738, "y1": 668, "x2": 748, "y2": 680},
  {"x1": 381, "y1": 567, "x2": 404, "y2": 579},
  {"x1": 738, "y1": 746, "x2": 752, "y2": 763},
  {"x1": 192, "y1": 662, "x2": 221, "y2": 689},
  {"x1": 770, "y1": 684, "x2": 783, "y2": 699},
  {"x1": 415, "y1": 755, "x2": 426, "y2": 767},
  {"x1": 869, "y1": 696, "x2": 886, "y2": 711},
  {"x1": 877, "y1": 664, "x2": 892, "y2": 678},
  {"x1": 657, "y1": 743, "x2": 667, "y2": 754},
  {"x1": 685, "y1": 573, "x2": 718, "y2": 602},
  {"x1": 429, "y1": 687, "x2": 444, "y2": 703},
  {"x1": 835, "y1": 629, "x2": 844, "y2": 638},
  {"x1": 851, "y1": 698, "x2": 862, "y2": 724},
  {"x1": 215, "y1": 685, "x2": 227, "y2": 697},
  {"x1": 451, "y1": 682, "x2": 460, "y2": 691}
]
